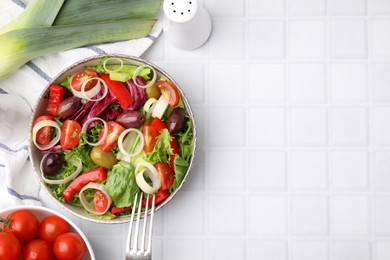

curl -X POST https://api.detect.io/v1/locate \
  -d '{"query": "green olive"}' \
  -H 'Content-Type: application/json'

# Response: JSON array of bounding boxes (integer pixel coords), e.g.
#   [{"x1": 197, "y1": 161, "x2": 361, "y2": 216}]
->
[
  {"x1": 90, "y1": 146, "x2": 118, "y2": 169},
  {"x1": 146, "y1": 83, "x2": 161, "y2": 99}
]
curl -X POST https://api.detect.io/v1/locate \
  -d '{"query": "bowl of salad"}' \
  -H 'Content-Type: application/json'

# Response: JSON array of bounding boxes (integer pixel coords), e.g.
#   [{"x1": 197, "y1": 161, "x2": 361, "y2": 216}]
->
[
  {"x1": 29, "y1": 55, "x2": 196, "y2": 223},
  {"x1": 0, "y1": 205, "x2": 95, "y2": 259}
]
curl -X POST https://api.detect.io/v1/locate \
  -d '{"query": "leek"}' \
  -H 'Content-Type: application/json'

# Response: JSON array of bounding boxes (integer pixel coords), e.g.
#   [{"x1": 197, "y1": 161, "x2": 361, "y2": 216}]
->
[
  {"x1": 0, "y1": 19, "x2": 156, "y2": 79},
  {"x1": 0, "y1": 0, "x2": 65, "y2": 35},
  {"x1": 54, "y1": 0, "x2": 161, "y2": 25}
]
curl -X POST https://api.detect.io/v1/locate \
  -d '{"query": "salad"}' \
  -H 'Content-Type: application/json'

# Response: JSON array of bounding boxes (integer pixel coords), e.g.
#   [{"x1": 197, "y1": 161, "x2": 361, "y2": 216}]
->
[{"x1": 31, "y1": 57, "x2": 195, "y2": 219}]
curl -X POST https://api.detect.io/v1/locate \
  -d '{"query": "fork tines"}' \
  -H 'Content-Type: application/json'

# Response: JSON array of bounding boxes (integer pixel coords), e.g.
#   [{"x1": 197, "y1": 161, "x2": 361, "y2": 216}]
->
[{"x1": 125, "y1": 192, "x2": 156, "y2": 260}]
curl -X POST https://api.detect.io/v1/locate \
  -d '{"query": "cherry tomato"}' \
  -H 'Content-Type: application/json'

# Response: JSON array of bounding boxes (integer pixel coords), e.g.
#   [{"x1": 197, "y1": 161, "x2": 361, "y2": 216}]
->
[
  {"x1": 154, "y1": 162, "x2": 175, "y2": 191},
  {"x1": 94, "y1": 190, "x2": 109, "y2": 213},
  {"x1": 22, "y1": 239, "x2": 54, "y2": 260},
  {"x1": 39, "y1": 215, "x2": 70, "y2": 245},
  {"x1": 33, "y1": 116, "x2": 55, "y2": 145},
  {"x1": 3, "y1": 210, "x2": 39, "y2": 244},
  {"x1": 149, "y1": 117, "x2": 167, "y2": 133},
  {"x1": 70, "y1": 69, "x2": 98, "y2": 92},
  {"x1": 53, "y1": 233, "x2": 87, "y2": 260},
  {"x1": 98, "y1": 121, "x2": 125, "y2": 152},
  {"x1": 156, "y1": 80, "x2": 180, "y2": 107},
  {"x1": 142, "y1": 125, "x2": 159, "y2": 153},
  {"x1": 0, "y1": 232, "x2": 21, "y2": 260},
  {"x1": 60, "y1": 120, "x2": 82, "y2": 150}
]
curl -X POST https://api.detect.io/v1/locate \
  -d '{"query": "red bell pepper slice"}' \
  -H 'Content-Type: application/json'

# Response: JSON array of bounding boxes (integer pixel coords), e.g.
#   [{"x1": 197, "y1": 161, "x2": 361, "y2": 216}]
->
[
  {"x1": 46, "y1": 84, "x2": 64, "y2": 116},
  {"x1": 100, "y1": 73, "x2": 133, "y2": 109},
  {"x1": 63, "y1": 167, "x2": 107, "y2": 203}
]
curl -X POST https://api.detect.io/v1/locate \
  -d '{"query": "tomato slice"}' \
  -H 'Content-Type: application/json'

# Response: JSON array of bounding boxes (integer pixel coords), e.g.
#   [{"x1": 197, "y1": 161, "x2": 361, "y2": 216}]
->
[
  {"x1": 60, "y1": 120, "x2": 82, "y2": 149},
  {"x1": 46, "y1": 84, "x2": 64, "y2": 116},
  {"x1": 156, "y1": 80, "x2": 180, "y2": 107},
  {"x1": 141, "y1": 190, "x2": 170, "y2": 208},
  {"x1": 150, "y1": 117, "x2": 167, "y2": 133},
  {"x1": 98, "y1": 121, "x2": 125, "y2": 152},
  {"x1": 155, "y1": 162, "x2": 174, "y2": 191},
  {"x1": 94, "y1": 190, "x2": 109, "y2": 213},
  {"x1": 33, "y1": 115, "x2": 55, "y2": 145},
  {"x1": 70, "y1": 69, "x2": 98, "y2": 92},
  {"x1": 142, "y1": 125, "x2": 159, "y2": 153}
]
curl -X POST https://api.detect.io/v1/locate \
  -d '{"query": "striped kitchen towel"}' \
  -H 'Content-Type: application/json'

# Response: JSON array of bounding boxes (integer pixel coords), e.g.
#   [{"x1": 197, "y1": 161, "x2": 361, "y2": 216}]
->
[{"x1": 0, "y1": 0, "x2": 163, "y2": 209}]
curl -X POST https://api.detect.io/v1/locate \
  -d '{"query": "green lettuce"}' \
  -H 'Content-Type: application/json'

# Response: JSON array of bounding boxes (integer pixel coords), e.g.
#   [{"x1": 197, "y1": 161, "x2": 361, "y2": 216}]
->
[
  {"x1": 144, "y1": 129, "x2": 173, "y2": 165},
  {"x1": 169, "y1": 155, "x2": 189, "y2": 192},
  {"x1": 105, "y1": 161, "x2": 140, "y2": 208},
  {"x1": 176, "y1": 118, "x2": 194, "y2": 162}
]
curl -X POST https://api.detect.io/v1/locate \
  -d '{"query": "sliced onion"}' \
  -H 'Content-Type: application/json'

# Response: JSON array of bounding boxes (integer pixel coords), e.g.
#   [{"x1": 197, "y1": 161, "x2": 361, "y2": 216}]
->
[
  {"x1": 71, "y1": 77, "x2": 108, "y2": 102},
  {"x1": 118, "y1": 128, "x2": 144, "y2": 158},
  {"x1": 152, "y1": 95, "x2": 169, "y2": 119},
  {"x1": 143, "y1": 98, "x2": 157, "y2": 113},
  {"x1": 79, "y1": 182, "x2": 112, "y2": 215},
  {"x1": 32, "y1": 120, "x2": 61, "y2": 150},
  {"x1": 81, "y1": 117, "x2": 108, "y2": 146},
  {"x1": 132, "y1": 65, "x2": 157, "y2": 89},
  {"x1": 135, "y1": 162, "x2": 161, "y2": 194},
  {"x1": 40, "y1": 155, "x2": 82, "y2": 185},
  {"x1": 103, "y1": 57, "x2": 124, "y2": 73}
]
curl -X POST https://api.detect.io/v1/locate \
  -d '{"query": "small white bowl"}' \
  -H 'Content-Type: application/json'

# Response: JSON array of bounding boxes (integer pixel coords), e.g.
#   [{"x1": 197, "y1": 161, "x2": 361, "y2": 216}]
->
[{"x1": 0, "y1": 205, "x2": 95, "y2": 260}]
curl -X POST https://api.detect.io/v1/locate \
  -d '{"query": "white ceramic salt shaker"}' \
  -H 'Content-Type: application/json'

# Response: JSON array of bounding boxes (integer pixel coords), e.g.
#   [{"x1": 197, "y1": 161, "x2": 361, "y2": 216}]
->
[{"x1": 163, "y1": 0, "x2": 212, "y2": 50}]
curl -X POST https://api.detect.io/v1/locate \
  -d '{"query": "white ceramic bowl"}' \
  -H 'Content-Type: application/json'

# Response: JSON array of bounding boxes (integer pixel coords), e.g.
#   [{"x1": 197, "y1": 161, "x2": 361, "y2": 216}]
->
[
  {"x1": 0, "y1": 205, "x2": 95, "y2": 260},
  {"x1": 28, "y1": 54, "x2": 197, "y2": 224}
]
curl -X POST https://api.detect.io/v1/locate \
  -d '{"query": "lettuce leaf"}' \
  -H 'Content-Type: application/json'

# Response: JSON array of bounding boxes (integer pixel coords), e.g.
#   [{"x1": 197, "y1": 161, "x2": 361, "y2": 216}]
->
[
  {"x1": 176, "y1": 118, "x2": 194, "y2": 162},
  {"x1": 169, "y1": 155, "x2": 189, "y2": 192},
  {"x1": 144, "y1": 129, "x2": 173, "y2": 165},
  {"x1": 105, "y1": 161, "x2": 140, "y2": 208}
]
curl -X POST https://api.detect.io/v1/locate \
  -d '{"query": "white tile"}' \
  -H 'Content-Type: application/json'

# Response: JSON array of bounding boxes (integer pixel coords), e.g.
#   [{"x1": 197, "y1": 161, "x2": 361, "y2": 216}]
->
[
  {"x1": 207, "y1": 107, "x2": 245, "y2": 146},
  {"x1": 329, "y1": 0, "x2": 366, "y2": 15},
  {"x1": 84, "y1": 221, "x2": 123, "y2": 236},
  {"x1": 165, "y1": 238, "x2": 204, "y2": 260},
  {"x1": 208, "y1": 20, "x2": 244, "y2": 60},
  {"x1": 332, "y1": 196, "x2": 370, "y2": 235},
  {"x1": 291, "y1": 150, "x2": 328, "y2": 190},
  {"x1": 332, "y1": 241, "x2": 371, "y2": 260},
  {"x1": 373, "y1": 20, "x2": 390, "y2": 58},
  {"x1": 291, "y1": 241, "x2": 328, "y2": 260},
  {"x1": 248, "y1": 107, "x2": 286, "y2": 146},
  {"x1": 166, "y1": 63, "x2": 205, "y2": 104},
  {"x1": 247, "y1": 63, "x2": 286, "y2": 102},
  {"x1": 331, "y1": 107, "x2": 368, "y2": 146},
  {"x1": 209, "y1": 194, "x2": 245, "y2": 235},
  {"x1": 208, "y1": 150, "x2": 245, "y2": 190},
  {"x1": 89, "y1": 236, "x2": 123, "y2": 260},
  {"x1": 290, "y1": 107, "x2": 328, "y2": 146},
  {"x1": 248, "y1": 240, "x2": 287, "y2": 260},
  {"x1": 290, "y1": 63, "x2": 326, "y2": 103},
  {"x1": 373, "y1": 107, "x2": 390, "y2": 146},
  {"x1": 249, "y1": 195, "x2": 287, "y2": 235},
  {"x1": 208, "y1": 63, "x2": 244, "y2": 103},
  {"x1": 205, "y1": 0, "x2": 244, "y2": 17},
  {"x1": 288, "y1": 0, "x2": 325, "y2": 15},
  {"x1": 207, "y1": 240, "x2": 245, "y2": 260},
  {"x1": 330, "y1": 20, "x2": 367, "y2": 58},
  {"x1": 292, "y1": 196, "x2": 328, "y2": 235},
  {"x1": 376, "y1": 242, "x2": 390, "y2": 260},
  {"x1": 372, "y1": 0, "x2": 390, "y2": 14},
  {"x1": 330, "y1": 63, "x2": 367, "y2": 102},
  {"x1": 372, "y1": 63, "x2": 390, "y2": 102},
  {"x1": 331, "y1": 150, "x2": 369, "y2": 190},
  {"x1": 374, "y1": 196, "x2": 390, "y2": 235},
  {"x1": 164, "y1": 194, "x2": 204, "y2": 235},
  {"x1": 373, "y1": 151, "x2": 390, "y2": 191},
  {"x1": 167, "y1": 41, "x2": 205, "y2": 60},
  {"x1": 249, "y1": 150, "x2": 286, "y2": 190},
  {"x1": 247, "y1": 20, "x2": 285, "y2": 59},
  {"x1": 152, "y1": 237, "x2": 164, "y2": 260},
  {"x1": 289, "y1": 20, "x2": 326, "y2": 59},
  {"x1": 247, "y1": 0, "x2": 285, "y2": 16}
]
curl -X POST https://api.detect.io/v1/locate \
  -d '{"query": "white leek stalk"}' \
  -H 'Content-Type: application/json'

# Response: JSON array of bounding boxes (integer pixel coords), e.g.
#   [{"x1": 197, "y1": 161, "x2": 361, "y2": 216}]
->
[{"x1": 0, "y1": 19, "x2": 155, "y2": 79}]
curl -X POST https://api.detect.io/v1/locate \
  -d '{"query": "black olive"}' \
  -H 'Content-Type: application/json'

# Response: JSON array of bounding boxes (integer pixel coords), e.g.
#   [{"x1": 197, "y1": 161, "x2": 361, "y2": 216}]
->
[
  {"x1": 41, "y1": 153, "x2": 62, "y2": 176},
  {"x1": 167, "y1": 107, "x2": 186, "y2": 134}
]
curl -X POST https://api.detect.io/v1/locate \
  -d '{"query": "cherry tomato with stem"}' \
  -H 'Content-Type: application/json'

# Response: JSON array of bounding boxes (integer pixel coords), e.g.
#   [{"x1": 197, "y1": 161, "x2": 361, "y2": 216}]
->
[{"x1": 2, "y1": 209, "x2": 39, "y2": 244}]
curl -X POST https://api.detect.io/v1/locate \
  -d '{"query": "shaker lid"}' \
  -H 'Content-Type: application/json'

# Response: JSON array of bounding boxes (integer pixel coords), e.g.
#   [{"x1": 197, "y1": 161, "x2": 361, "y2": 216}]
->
[{"x1": 163, "y1": 0, "x2": 198, "y2": 23}]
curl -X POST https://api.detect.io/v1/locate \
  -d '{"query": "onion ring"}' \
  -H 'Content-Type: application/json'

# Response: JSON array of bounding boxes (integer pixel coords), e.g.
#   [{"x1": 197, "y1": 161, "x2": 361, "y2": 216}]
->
[
  {"x1": 135, "y1": 162, "x2": 161, "y2": 194},
  {"x1": 132, "y1": 65, "x2": 157, "y2": 89},
  {"x1": 32, "y1": 120, "x2": 61, "y2": 150},
  {"x1": 81, "y1": 117, "x2": 108, "y2": 146},
  {"x1": 79, "y1": 182, "x2": 112, "y2": 215}
]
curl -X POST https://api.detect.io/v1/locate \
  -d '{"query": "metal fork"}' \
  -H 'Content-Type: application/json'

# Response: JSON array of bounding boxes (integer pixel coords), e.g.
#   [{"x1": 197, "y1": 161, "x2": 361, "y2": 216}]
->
[{"x1": 125, "y1": 193, "x2": 156, "y2": 260}]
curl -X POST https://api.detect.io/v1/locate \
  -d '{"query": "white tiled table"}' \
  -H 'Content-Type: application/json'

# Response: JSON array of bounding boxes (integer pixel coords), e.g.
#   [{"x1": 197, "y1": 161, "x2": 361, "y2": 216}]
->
[{"x1": 41, "y1": 0, "x2": 390, "y2": 259}]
